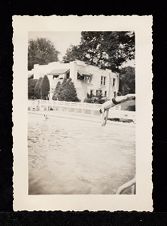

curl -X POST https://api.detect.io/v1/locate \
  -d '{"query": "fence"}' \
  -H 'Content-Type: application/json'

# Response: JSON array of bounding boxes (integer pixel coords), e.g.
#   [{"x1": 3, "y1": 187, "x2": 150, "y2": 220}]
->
[
  {"x1": 28, "y1": 100, "x2": 135, "y2": 121},
  {"x1": 28, "y1": 100, "x2": 121, "y2": 110}
]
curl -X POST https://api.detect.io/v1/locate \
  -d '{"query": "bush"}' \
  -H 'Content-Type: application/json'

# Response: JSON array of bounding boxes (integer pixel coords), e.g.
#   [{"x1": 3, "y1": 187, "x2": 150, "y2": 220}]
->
[
  {"x1": 84, "y1": 97, "x2": 94, "y2": 103},
  {"x1": 34, "y1": 75, "x2": 50, "y2": 100},
  {"x1": 119, "y1": 66, "x2": 135, "y2": 95},
  {"x1": 52, "y1": 81, "x2": 61, "y2": 100},
  {"x1": 34, "y1": 77, "x2": 43, "y2": 99},
  {"x1": 53, "y1": 78, "x2": 80, "y2": 102},
  {"x1": 84, "y1": 95, "x2": 106, "y2": 104},
  {"x1": 120, "y1": 99, "x2": 135, "y2": 111},
  {"x1": 40, "y1": 75, "x2": 50, "y2": 99},
  {"x1": 28, "y1": 78, "x2": 38, "y2": 99}
]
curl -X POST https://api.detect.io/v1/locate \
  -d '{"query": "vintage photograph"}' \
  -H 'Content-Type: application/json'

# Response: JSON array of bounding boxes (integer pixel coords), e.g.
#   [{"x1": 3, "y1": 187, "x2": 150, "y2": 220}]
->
[
  {"x1": 13, "y1": 16, "x2": 152, "y2": 211},
  {"x1": 28, "y1": 31, "x2": 136, "y2": 195}
]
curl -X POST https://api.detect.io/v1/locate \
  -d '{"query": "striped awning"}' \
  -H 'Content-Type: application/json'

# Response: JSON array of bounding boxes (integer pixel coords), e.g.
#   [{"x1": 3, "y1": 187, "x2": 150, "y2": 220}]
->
[
  {"x1": 28, "y1": 74, "x2": 34, "y2": 79},
  {"x1": 77, "y1": 71, "x2": 92, "y2": 81},
  {"x1": 47, "y1": 68, "x2": 70, "y2": 75},
  {"x1": 77, "y1": 69, "x2": 92, "y2": 77}
]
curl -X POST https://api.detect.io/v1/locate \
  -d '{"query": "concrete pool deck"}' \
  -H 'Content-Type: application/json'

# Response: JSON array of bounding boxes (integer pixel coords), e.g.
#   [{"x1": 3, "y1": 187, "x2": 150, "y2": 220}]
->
[{"x1": 28, "y1": 112, "x2": 135, "y2": 195}]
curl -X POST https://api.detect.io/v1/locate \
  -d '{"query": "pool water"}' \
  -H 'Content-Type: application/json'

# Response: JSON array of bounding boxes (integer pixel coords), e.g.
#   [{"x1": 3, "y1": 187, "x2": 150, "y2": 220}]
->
[{"x1": 28, "y1": 113, "x2": 135, "y2": 194}]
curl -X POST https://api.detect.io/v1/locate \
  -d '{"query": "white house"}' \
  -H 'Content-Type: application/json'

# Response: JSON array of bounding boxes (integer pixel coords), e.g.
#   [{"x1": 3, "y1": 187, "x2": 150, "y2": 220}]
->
[{"x1": 29, "y1": 60, "x2": 119, "y2": 102}]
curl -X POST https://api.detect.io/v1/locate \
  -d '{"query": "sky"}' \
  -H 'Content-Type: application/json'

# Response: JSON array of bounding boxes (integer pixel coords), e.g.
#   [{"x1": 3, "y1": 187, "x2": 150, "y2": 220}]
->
[
  {"x1": 28, "y1": 31, "x2": 81, "y2": 60},
  {"x1": 28, "y1": 31, "x2": 135, "y2": 67}
]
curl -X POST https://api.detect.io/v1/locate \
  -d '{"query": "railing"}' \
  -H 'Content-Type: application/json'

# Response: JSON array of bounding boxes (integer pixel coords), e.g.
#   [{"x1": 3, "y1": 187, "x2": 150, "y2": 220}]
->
[
  {"x1": 28, "y1": 100, "x2": 135, "y2": 121},
  {"x1": 28, "y1": 100, "x2": 101, "y2": 116},
  {"x1": 28, "y1": 100, "x2": 120, "y2": 110},
  {"x1": 116, "y1": 177, "x2": 136, "y2": 194}
]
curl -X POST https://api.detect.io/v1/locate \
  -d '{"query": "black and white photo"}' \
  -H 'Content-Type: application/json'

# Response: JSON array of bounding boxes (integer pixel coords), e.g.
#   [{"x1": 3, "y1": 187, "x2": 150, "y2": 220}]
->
[{"x1": 13, "y1": 16, "x2": 152, "y2": 211}]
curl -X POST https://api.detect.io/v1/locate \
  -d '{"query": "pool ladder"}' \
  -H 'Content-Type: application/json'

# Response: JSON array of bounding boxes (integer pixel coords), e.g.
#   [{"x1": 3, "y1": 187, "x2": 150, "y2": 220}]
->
[{"x1": 116, "y1": 177, "x2": 136, "y2": 194}]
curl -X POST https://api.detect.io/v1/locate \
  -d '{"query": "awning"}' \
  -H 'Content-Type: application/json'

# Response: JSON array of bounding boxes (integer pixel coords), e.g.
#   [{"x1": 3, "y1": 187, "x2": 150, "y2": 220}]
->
[
  {"x1": 77, "y1": 69, "x2": 92, "y2": 77},
  {"x1": 28, "y1": 71, "x2": 34, "y2": 79},
  {"x1": 77, "y1": 70, "x2": 92, "y2": 80},
  {"x1": 47, "y1": 68, "x2": 70, "y2": 76},
  {"x1": 28, "y1": 74, "x2": 34, "y2": 79}
]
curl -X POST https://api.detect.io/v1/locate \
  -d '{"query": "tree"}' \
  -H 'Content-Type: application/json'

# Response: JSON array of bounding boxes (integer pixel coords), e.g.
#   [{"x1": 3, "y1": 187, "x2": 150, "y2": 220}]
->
[
  {"x1": 28, "y1": 38, "x2": 59, "y2": 70},
  {"x1": 40, "y1": 75, "x2": 50, "y2": 99},
  {"x1": 63, "y1": 31, "x2": 135, "y2": 72},
  {"x1": 63, "y1": 45, "x2": 83, "y2": 63},
  {"x1": 52, "y1": 81, "x2": 61, "y2": 100},
  {"x1": 33, "y1": 75, "x2": 50, "y2": 99},
  {"x1": 34, "y1": 77, "x2": 43, "y2": 99},
  {"x1": 53, "y1": 78, "x2": 79, "y2": 102},
  {"x1": 28, "y1": 78, "x2": 38, "y2": 99},
  {"x1": 119, "y1": 66, "x2": 135, "y2": 95}
]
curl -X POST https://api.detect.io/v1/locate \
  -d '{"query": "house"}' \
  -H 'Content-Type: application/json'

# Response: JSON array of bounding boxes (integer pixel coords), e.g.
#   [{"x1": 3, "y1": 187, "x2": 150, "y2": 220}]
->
[{"x1": 29, "y1": 60, "x2": 119, "y2": 102}]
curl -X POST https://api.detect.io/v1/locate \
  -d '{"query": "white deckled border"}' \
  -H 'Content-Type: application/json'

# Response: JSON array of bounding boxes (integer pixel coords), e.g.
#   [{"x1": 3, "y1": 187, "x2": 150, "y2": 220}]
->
[{"x1": 12, "y1": 15, "x2": 153, "y2": 211}]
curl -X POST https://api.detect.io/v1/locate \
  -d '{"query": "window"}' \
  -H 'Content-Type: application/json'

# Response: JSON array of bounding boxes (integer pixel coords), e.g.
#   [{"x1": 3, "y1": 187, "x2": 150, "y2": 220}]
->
[
  {"x1": 53, "y1": 75, "x2": 59, "y2": 79},
  {"x1": 87, "y1": 76, "x2": 91, "y2": 83},
  {"x1": 96, "y1": 90, "x2": 102, "y2": 97},
  {"x1": 104, "y1": 77, "x2": 106, "y2": 85},
  {"x1": 90, "y1": 89, "x2": 93, "y2": 97},
  {"x1": 77, "y1": 73, "x2": 84, "y2": 80},
  {"x1": 101, "y1": 76, "x2": 103, "y2": 85},
  {"x1": 104, "y1": 91, "x2": 107, "y2": 97},
  {"x1": 113, "y1": 78, "x2": 116, "y2": 86},
  {"x1": 101, "y1": 76, "x2": 106, "y2": 85},
  {"x1": 83, "y1": 75, "x2": 92, "y2": 83},
  {"x1": 66, "y1": 71, "x2": 70, "y2": 79}
]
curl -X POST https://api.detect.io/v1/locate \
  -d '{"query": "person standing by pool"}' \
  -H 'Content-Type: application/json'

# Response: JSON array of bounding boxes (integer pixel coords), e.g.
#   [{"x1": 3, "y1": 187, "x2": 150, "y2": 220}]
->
[{"x1": 99, "y1": 93, "x2": 136, "y2": 126}]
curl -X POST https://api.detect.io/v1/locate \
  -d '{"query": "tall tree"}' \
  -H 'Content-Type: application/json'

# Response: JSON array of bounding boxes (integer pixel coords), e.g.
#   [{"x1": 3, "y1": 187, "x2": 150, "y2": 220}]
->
[
  {"x1": 34, "y1": 77, "x2": 43, "y2": 99},
  {"x1": 63, "y1": 31, "x2": 135, "y2": 72},
  {"x1": 33, "y1": 76, "x2": 50, "y2": 99},
  {"x1": 40, "y1": 75, "x2": 50, "y2": 99},
  {"x1": 52, "y1": 81, "x2": 61, "y2": 100},
  {"x1": 63, "y1": 45, "x2": 83, "y2": 63},
  {"x1": 28, "y1": 38, "x2": 59, "y2": 70}
]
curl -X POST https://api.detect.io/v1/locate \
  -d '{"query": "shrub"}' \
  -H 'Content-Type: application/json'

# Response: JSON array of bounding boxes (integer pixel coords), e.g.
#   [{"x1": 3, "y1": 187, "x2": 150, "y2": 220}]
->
[
  {"x1": 40, "y1": 75, "x2": 50, "y2": 100},
  {"x1": 28, "y1": 78, "x2": 38, "y2": 99},
  {"x1": 84, "y1": 95, "x2": 106, "y2": 104},
  {"x1": 52, "y1": 81, "x2": 61, "y2": 100},
  {"x1": 53, "y1": 78, "x2": 80, "y2": 102},
  {"x1": 34, "y1": 77, "x2": 43, "y2": 99},
  {"x1": 34, "y1": 76, "x2": 50, "y2": 99},
  {"x1": 120, "y1": 99, "x2": 135, "y2": 111}
]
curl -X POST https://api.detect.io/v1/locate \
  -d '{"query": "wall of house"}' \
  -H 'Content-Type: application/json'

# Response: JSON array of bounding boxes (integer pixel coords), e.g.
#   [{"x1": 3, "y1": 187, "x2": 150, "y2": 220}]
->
[
  {"x1": 108, "y1": 72, "x2": 119, "y2": 99},
  {"x1": 69, "y1": 61, "x2": 119, "y2": 101},
  {"x1": 69, "y1": 61, "x2": 89, "y2": 101},
  {"x1": 30, "y1": 60, "x2": 119, "y2": 102}
]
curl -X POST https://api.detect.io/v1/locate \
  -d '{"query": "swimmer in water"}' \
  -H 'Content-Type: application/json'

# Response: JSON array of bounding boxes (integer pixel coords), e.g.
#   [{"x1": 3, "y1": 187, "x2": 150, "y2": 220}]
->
[{"x1": 99, "y1": 94, "x2": 136, "y2": 126}]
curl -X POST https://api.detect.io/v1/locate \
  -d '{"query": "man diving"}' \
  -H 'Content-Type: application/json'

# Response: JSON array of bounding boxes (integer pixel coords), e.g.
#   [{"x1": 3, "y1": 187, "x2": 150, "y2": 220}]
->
[{"x1": 99, "y1": 93, "x2": 136, "y2": 126}]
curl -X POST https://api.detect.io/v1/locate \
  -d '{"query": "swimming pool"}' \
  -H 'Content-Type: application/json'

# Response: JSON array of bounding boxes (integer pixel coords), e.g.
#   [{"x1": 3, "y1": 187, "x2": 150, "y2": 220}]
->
[{"x1": 28, "y1": 113, "x2": 135, "y2": 194}]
